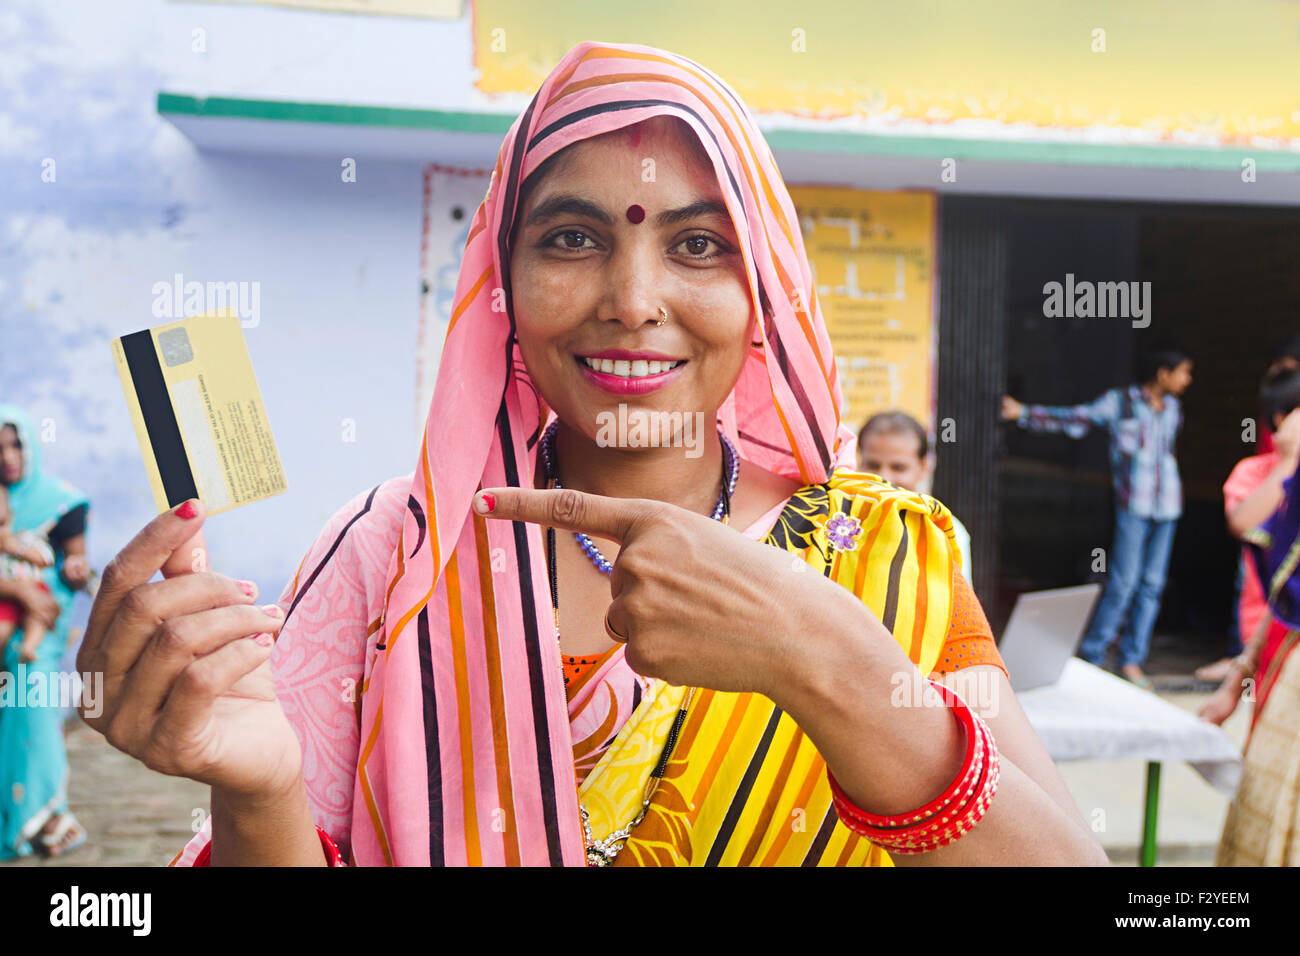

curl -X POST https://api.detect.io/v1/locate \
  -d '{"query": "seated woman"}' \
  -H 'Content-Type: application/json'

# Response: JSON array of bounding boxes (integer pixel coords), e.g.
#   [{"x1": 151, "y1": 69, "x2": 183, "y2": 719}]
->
[{"x1": 79, "y1": 41, "x2": 1105, "y2": 866}]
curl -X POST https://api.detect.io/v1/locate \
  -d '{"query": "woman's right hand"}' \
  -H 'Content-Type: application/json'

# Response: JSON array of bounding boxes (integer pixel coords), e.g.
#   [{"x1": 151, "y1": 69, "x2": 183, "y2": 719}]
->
[{"x1": 75, "y1": 499, "x2": 303, "y2": 804}]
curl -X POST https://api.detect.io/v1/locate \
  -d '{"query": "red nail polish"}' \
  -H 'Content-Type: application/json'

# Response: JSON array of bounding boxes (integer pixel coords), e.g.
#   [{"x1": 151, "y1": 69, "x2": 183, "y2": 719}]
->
[
  {"x1": 480, "y1": 492, "x2": 495, "y2": 513},
  {"x1": 237, "y1": 580, "x2": 257, "y2": 598},
  {"x1": 175, "y1": 499, "x2": 198, "y2": 520},
  {"x1": 252, "y1": 632, "x2": 273, "y2": 647}
]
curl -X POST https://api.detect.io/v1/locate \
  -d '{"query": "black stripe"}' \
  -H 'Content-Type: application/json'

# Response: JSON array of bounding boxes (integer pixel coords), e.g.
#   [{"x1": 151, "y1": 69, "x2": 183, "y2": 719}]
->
[
  {"x1": 120, "y1": 330, "x2": 198, "y2": 507},
  {"x1": 407, "y1": 494, "x2": 427, "y2": 559},
  {"x1": 702, "y1": 707, "x2": 783, "y2": 867},
  {"x1": 282, "y1": 483, "x2": 381, "y2": 631},
  {"x1": 765, "y1": 321, "x2": 832, "y2": 473},
  {"x1": 417, "y1": 605, "x2": 444, "y2": 865},
  {"x1": 880, "y1": 512, "x2": 910, "y2": 632},
  {"x1": 801, "y1": 805, "x2": 838, "y2": 866},
  {"x1": 495, "y1": 402, "x2": 565, "y2": 866},
  {"x1": 736, "y1": 428, "x2": 789, "y2": 456},
  {"x1": 495, "y1": 90, "x2": 541, "y2": 341},
  {"x1": 527, "y1": 98, "x2": 744, "y2": 223}
]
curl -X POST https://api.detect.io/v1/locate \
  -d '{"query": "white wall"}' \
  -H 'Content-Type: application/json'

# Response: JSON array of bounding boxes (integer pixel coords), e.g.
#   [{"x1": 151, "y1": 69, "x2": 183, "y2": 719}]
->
[{"x1": 1, "y1": 0, "x2": 450, "y2": 629}]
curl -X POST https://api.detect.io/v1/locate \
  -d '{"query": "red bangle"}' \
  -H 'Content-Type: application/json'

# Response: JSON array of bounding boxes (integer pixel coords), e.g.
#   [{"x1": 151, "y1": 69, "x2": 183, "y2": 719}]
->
[
  {"x1": 191, "y1": 825, "x2": 346, "y2": 867},
  {"x1": 832, "y1": 679, "x2": 983, "y2": 830},
  {"x1": 827, "y1": 678, "x2": 1000, "y2": 854}
]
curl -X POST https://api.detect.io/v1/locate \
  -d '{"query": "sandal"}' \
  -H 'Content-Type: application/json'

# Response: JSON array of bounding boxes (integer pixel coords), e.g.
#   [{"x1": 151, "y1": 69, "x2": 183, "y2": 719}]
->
[
  {"x1": 1120, "y1": 667, "x2": 1154, "y2": 690},
  {"x1": 35, "y1": 812, "x2": 87, "y2": 858}
]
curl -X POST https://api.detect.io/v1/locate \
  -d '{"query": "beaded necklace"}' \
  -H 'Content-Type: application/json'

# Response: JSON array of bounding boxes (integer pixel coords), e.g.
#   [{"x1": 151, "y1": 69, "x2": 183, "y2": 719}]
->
[{"x1": 539, "y1": 418, "x2": 737, "y2": 865}]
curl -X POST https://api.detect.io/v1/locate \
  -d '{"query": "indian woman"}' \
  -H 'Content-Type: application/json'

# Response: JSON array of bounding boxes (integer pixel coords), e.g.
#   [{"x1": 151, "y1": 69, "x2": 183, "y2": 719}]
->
[
  {"x1": 1210, "y1": 460, "x2": 1300, "y2": 865},
  {"x1": 79, "y1": 41, "x2": 1106, "y2": 866},
  {"x1": 0, "y1": 403, "x2": 92, "y2": 858}
]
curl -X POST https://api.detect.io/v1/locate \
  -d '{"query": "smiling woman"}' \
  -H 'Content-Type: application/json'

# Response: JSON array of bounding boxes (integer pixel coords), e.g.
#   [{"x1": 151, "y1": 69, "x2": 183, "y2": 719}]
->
[{"x1": 80, "y1": 40, "x2": 1106, "y2": 867}]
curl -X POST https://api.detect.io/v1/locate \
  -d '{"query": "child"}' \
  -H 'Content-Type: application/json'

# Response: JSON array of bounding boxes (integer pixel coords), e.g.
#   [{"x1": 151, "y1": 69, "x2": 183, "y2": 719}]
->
[
  {"x1": 857, "y1": 410, "x2": 974, "y2": 579},
  {"x1": 0, "y1": 483, "x2": 56, "y2": 663}
]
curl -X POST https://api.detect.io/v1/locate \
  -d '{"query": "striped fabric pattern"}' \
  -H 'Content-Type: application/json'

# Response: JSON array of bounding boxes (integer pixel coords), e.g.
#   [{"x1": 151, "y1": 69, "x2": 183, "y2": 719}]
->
[
  {"x1": 356, "y1": 40, "x2": 862, "y2": 866},
  {"x1": 576, "y1": 472, "x2": 957, "y2": 866}
]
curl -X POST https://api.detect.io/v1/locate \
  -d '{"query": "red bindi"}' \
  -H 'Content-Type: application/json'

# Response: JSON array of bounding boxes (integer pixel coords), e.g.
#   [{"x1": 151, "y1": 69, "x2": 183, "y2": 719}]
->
[{"x1": 625, "y1": 204, "x2": 645, "y2": 224}]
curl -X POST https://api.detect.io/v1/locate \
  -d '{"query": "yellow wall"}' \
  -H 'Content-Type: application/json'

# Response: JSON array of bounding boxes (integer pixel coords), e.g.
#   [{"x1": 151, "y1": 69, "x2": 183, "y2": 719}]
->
[{"x1": 474, "y1": 0, "x2": 1300, "y2": 146}]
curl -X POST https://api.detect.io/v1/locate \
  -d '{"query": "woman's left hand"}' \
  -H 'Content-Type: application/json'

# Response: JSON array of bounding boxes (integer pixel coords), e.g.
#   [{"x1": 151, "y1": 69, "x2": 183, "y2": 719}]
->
[
  {"x1": 61, "y1": 554, "x2": 90, "y2": 590},
  {"x1": 477, "y1": 486, "x2": 862, "y2": 698}
]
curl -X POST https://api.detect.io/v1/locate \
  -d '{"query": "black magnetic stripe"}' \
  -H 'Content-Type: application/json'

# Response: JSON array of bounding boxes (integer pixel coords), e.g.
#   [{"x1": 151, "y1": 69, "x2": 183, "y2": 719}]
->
[
  {"x1": 526, "y1": 98, "x2": 744, "y2": 220},
  {"x1": 801, "y1": 805, "x2": 838, "y2": 867},
  {"x1": 880, "y1": 512, "x2": 910, "y2": 633},
  {"x1": 417, "y1": 604, "x2": 444, "y2": 866},
  {"x1": 703, "y1": 706, "x2": 783, "y2": 867},
  {"x1": 495, "y1": 401, "x2": 565, "y2": 866},
  {"x1": 281, "y1": 483, "x2": 380, "y2": 631},
  {"x1": 120, "y1": 330, "x2": 198, "y2": 508}
]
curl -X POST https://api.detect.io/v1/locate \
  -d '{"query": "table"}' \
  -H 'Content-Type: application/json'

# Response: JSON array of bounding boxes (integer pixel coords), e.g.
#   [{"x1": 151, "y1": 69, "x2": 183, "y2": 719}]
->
[{"x1": 1015, "y1": 658, "x2": 1243, "y2": 866}]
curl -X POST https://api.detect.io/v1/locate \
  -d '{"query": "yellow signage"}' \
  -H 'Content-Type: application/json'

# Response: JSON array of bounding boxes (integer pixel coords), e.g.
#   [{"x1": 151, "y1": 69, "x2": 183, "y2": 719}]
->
[
  {"x1": 789, "y1": 187, "x2": 936, "y2": 432},
  {"x1": 474, "y1": 0, "x2": 1300, "y2": 146}
]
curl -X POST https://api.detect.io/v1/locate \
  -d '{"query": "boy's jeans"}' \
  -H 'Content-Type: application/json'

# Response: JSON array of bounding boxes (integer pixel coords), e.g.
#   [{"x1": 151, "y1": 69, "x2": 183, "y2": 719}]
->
[{"x1": 1077, "y1": 507, "x2": 1179, "y2": 669}]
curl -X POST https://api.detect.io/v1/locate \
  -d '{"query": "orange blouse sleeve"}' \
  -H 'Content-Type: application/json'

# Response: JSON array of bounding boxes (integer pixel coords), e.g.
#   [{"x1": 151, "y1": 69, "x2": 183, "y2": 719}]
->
[{"x1": 932, "y1": 568, "x2": 1009, "y2": 679}]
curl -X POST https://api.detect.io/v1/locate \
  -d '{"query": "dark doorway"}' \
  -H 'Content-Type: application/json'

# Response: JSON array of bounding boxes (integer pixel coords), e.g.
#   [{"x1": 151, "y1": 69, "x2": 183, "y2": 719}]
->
[{"x1": 937, "y1": 195, "x2": 1300, "y2": 672}]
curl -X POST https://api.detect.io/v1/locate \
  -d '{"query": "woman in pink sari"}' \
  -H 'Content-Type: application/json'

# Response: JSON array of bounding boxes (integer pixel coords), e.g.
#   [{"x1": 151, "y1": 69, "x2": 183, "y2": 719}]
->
[{"x1": 77, "y1": 41, "x2": 1104, "y2": 866}]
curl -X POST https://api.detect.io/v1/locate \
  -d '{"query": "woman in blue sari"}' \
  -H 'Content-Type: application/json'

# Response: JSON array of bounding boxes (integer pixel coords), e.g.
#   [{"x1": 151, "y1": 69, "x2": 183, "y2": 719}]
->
[{"x1": 0, "y1": 404, "x2": 91, "y2": 859}]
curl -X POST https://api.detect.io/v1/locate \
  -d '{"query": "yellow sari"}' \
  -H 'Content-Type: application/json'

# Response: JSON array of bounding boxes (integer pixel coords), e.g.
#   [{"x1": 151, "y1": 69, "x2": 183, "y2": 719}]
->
[{"x1": 580, "y1": 471, "x2": 957, "y2": 866}]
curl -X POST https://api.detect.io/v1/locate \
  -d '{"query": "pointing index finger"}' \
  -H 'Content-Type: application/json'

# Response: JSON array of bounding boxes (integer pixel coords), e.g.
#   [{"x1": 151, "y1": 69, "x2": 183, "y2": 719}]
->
[{"x1": 476, "y1": 487, "x2": 652, "y2": 544}]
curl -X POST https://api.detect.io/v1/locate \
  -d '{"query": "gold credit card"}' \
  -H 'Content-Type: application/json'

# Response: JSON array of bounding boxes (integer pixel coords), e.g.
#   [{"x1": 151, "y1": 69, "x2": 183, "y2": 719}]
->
[{"x1": 111, "y1": 311, "x2": 287, "y2": 515}]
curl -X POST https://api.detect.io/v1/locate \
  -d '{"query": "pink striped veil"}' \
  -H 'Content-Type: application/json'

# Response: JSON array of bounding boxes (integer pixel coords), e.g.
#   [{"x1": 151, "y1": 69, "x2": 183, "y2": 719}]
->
[{"x1": 355, "y1": 40, "x2": 856, "y2": 866}]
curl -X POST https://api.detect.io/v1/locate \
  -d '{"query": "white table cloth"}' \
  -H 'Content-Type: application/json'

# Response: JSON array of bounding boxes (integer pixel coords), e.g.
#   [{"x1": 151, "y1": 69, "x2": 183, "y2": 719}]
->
[{"x1": 1015, "y1": 658, "x2": 1243, "y2": 796}]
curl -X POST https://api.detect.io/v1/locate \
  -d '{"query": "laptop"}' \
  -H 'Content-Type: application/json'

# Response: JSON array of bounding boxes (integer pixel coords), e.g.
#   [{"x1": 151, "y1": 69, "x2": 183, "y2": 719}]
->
[{"x1": 998, "y1": 583, "x2": 1103, "y2": 692}]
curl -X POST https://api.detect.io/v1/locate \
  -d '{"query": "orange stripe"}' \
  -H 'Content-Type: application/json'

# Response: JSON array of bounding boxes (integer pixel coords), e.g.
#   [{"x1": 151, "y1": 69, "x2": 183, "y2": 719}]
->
[
  {"x1": 382, "y1": 431, "x2": 442, "y2": 662},
  {"x1": 833, "y1": 829, "x2": 859, "y2": 866},
  {"x1": 689, "y1": 692, "x2": 755, "y2": 808},
  {"x1": 357, "y1": 699, "x2": 395, "y2": 866},
  {"x1": 471, "y1": 510, "x2": 521, "y2": 867},
  {"x1": 444, "y1": 550, "x2": 482, "y2": 866},
  {"x1": 756, "y1": 751, "x2": 822, "y2": 866},
  {"x1": 289, "y1": 551, "x2": 308, "y2": 599},
  {"x1": 853, "y1": 499, "x2": 890, "y2": 597},
  {"x1": 447, "y1": 264, "x2": 495, "y2": 336},
  {"x1": 734, "y1": 723, "x2": 802, "y2": 866}
]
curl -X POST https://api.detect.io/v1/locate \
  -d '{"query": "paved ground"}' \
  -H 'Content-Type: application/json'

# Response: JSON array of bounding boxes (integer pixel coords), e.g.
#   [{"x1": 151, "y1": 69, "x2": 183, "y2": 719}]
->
[
  {"x1": 0, "y1": 627, "x2": 1251, "y2": 868},
  {"x1": 1, "y1": 718, "x2": 208, "y2": 868}
]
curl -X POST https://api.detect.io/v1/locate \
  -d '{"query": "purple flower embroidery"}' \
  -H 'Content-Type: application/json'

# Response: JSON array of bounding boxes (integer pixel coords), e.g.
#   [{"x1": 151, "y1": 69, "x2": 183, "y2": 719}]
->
[{"x1": 824, "y1": 512, "x2": 863, "y2": 552}]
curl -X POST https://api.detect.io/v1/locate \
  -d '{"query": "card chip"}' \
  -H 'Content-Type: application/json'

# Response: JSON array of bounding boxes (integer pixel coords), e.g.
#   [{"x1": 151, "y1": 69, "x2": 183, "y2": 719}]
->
[{"x1": 158, "y1": 327, "x2": 194, "y2": 367}]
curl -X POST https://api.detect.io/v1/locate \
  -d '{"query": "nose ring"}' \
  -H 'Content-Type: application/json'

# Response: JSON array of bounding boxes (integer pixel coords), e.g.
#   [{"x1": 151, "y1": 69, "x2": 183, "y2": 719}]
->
[{"x1": 655, "y1": 307, "x2": 668, "y2": 327}]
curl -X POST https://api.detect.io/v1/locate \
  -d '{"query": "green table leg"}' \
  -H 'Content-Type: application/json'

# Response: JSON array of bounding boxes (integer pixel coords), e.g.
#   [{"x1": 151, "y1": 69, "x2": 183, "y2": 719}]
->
[{"x1": 1140, "y1": 762, "x2": 1161, "y2": 867}]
